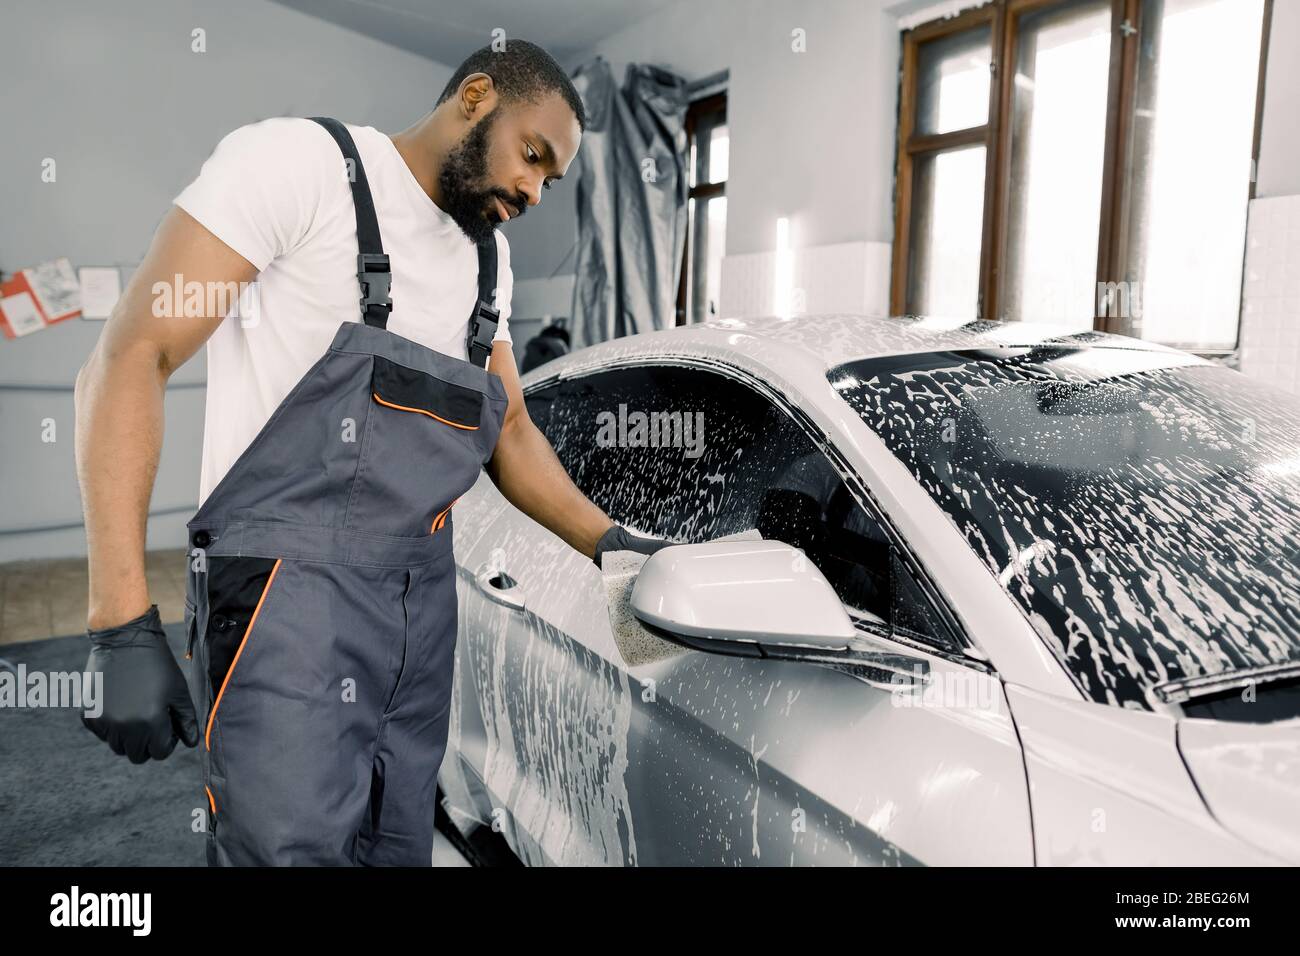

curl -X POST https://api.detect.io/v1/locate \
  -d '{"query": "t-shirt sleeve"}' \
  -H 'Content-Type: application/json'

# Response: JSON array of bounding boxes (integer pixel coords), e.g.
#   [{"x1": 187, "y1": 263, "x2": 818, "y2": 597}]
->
[
  {"x1": 491, "y1": 230, "x2": 514, "y2": 345},
  {"x1": 172, "y1": 117, "x2": 335, "y2": 272}
]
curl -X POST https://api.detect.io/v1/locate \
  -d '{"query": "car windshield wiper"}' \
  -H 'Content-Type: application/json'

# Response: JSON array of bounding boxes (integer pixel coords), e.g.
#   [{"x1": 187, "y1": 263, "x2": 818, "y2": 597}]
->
[{"x1": 1153, "y1": 660, "x2": 1300, "y2": 705}]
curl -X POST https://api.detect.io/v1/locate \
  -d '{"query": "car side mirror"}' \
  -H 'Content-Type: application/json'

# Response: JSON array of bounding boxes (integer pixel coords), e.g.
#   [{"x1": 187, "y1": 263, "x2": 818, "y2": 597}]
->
[{"x1": 630, "y1": 540, "x2": 856, "y2": 653}]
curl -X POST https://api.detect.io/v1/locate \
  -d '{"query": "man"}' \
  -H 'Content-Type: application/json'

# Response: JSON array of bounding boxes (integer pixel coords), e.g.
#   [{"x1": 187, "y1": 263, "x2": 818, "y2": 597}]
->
[{"x1": 74, "y1": 40, "x2": 666, "y2": 865}]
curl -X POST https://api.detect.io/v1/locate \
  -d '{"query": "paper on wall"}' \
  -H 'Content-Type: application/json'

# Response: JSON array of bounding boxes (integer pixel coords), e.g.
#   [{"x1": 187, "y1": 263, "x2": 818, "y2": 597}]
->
[
  {"x1": 0, "y1": 291, "x2": 46, "y2": 337},
  {"x1": 78, "y1": 267, "x2": 122, "y2": 320},
  {"x1": 21, "y1": 257, "x2": 81, "y2": 322}
]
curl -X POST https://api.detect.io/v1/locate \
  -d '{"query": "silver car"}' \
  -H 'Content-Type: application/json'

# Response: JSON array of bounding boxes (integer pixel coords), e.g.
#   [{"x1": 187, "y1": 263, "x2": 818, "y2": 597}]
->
[{"x1": 438, "y1": 313, "x2": 1300, "y2": 866}]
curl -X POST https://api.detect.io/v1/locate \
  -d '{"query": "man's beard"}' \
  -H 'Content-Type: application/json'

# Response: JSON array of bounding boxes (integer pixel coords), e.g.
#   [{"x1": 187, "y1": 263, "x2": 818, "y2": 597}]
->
[{"x1": 438, "y1": 110, "x2": 510, "y2": 244}]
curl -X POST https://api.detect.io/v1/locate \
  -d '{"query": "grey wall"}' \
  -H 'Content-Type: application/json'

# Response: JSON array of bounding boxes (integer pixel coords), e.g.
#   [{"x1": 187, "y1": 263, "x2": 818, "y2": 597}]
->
[{"x1": 0, "y1": 0, "x2": 455, "y2": 562}]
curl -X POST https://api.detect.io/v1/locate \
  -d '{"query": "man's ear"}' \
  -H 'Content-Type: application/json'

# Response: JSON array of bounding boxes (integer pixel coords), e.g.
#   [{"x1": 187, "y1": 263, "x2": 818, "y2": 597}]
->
[{"x1": 459, "y1": 72, "x2": 496, "y2": 118}]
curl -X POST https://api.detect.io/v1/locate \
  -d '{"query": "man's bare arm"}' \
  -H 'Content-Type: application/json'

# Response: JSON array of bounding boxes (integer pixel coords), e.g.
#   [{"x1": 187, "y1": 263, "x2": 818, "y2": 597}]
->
[
  {"x1": 484, "y1": 342, "x2": 614, "y2": 559},
  {"x1": 75, "y1": 206, "x2": 258, "y2": 629}
]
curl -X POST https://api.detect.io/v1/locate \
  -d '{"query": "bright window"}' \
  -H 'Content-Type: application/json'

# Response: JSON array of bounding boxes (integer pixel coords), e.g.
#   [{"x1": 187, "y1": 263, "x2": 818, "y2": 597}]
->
[{"x1": 892, "y1": 0, "x2": 1270, "y2": 352}]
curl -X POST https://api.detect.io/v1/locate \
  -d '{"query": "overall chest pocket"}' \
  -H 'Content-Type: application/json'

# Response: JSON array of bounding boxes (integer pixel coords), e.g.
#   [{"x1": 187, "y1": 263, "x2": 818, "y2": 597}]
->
[
  {"x1": 370, "y1": 355, "x2": 482, "y2": 429},
  {"x1": 348, "y1": 355, "x2": 490, "y2": 536}
]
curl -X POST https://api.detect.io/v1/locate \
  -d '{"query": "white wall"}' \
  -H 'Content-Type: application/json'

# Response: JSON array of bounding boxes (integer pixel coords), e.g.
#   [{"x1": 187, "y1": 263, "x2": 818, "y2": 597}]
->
[
  {"x1": 1237, "y1": 0, "x2": 1300, "y2": 393},
  {"x1": 1240, "y1": 193, "x2": 1300, "y2": 393},
  {"x1": 0, "y1": 0, "x2": 455, "y2": 562},
  {"x1": 503, "y1": 0, "x2": 902, "y2": 322},
  {"x1": 1255, "y1": 0, "x2": 1300, "y2": 200},
  {"x1": 576, "y1": 0, "x2": 900, "y2": 254}
]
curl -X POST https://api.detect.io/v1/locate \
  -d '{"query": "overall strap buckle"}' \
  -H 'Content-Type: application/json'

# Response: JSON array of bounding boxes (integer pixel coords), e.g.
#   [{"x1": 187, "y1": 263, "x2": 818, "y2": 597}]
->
[
  {"x1": 467, "y1": 235, "x2": 499, "y2": 369},
  {"x1": 357, "y1": 253, "x2": 392, "y2": 315},
  {"x1": 466, "y1": 298, "x2": 499, "y2": 369}
]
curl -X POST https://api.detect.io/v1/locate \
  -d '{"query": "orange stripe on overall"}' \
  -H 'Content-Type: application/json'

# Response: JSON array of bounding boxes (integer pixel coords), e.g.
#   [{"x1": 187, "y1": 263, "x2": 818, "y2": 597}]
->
[{"x1": 205, "y1": 558, "x2": 283, "y2": 751}]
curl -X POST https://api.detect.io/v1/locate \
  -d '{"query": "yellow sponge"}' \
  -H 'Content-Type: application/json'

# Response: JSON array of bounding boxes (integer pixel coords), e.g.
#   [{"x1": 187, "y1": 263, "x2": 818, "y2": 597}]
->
[{"x1": 600, "y1": 529, "x2": 762, "y2": 667}]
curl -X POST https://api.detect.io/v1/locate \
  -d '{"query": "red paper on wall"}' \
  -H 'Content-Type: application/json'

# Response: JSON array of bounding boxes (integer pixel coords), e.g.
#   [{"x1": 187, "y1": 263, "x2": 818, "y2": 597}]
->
[{"x1": 0, "y1": 273, "x2": 47, "y2": 338}]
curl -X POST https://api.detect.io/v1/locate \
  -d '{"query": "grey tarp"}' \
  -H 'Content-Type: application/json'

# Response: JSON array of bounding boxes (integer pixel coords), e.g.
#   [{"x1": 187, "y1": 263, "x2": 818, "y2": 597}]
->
[{"x1": 569, "y1": 56, "x2": 689, "y2": 348}]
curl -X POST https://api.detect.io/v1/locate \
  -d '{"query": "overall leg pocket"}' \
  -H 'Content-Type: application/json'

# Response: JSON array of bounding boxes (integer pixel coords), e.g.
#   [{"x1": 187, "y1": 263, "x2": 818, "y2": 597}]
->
[{"x1": 203, "y1": 556, "x2": 283, "y2": 754}]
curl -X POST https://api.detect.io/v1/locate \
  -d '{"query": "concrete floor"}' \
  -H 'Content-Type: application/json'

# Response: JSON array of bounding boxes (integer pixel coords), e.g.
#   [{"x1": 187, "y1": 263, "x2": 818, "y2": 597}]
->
[
  {"x1": 0, "y1": 548, "x2": 189, "y2": 645},
  {"x1": 432, "y1": 831, "x2": 474, "y2": 866}
]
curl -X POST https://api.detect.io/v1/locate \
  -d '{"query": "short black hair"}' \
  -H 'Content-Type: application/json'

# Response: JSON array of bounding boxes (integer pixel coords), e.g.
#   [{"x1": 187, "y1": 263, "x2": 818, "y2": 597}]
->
[
  {"x1": 436, "y1": 39, "x2": 586, "y2": 132},
  {"x1": 539, "y1": 324, "x2": 571, "y2": 345}
]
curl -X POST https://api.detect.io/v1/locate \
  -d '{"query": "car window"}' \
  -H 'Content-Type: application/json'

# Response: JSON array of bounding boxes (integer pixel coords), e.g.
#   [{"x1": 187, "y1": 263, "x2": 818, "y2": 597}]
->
[
  {"x1": 830, "y1": 345, "x2": 1300, "y2": 708},
  {"x1": 530, "y1": 366, "x2": 960, "y2": 652}
]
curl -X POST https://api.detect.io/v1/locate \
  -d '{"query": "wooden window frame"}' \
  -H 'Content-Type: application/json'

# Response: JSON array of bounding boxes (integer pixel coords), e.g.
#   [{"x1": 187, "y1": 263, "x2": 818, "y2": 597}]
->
[
  {"x1": 676, "y1": 90, "x2": 727, "y2": 326},
  {"x1": 891, "y1": 0, "x2": 1274, "y2": 345},
  {"x1": 891, "y1": 1, "x2": 1000, "y2": 319}
]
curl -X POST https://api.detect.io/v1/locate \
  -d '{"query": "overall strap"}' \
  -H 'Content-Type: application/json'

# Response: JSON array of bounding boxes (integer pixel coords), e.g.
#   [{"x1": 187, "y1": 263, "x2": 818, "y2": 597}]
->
[
  {"x1": 308, "y1": 117, "x2": 392, "y2": 329},
  {"x1": 467, "y1": 236, "x2": 500, "y2": 369}
]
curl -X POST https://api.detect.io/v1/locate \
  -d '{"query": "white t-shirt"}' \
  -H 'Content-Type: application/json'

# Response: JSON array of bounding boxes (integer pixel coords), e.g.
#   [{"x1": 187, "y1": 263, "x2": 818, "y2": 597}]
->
[{"x1": 172, "y1": 116, "x2": 513, "y2": 507}]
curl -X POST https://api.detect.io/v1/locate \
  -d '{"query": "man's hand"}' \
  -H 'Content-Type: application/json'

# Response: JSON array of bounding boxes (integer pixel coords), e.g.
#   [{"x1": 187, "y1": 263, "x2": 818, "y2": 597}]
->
[
  {"x1": 592, "y1": 524, "x2": 673, "y2": 568},
  {"x1": 484, "y1": 341, "x2": 618, "y2": 559},
  {"x1": 82, "y1": 604, "x2": 200, "y2": 763}
]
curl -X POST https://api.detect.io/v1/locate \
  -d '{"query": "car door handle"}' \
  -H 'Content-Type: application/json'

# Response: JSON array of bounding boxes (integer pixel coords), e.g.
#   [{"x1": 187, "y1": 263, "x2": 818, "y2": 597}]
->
[{"x1": 474, "y1": 565, "x2": 527, "y2": 611}]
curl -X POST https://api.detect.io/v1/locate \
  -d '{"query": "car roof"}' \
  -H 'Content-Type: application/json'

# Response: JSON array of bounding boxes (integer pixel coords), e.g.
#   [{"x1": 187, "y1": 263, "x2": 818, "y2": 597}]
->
[{"x1": 523, "y1": 312, "x2": 1189, "y2": 389}]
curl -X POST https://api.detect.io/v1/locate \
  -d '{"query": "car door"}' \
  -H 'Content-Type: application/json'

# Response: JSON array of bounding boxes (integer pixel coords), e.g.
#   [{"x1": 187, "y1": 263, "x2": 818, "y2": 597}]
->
[
  {"x1": 454, "y1": 362, "x2": 1034, "y2": 866},
  {"x1": 441, "y1": 466, "x2": 517, "y2": 841}
]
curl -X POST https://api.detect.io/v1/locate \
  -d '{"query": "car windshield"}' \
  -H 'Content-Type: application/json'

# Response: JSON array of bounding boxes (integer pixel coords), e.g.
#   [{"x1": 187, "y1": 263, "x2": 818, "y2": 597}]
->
[{"x1": 828, "y1": 345, "x2": 1300, "y2": 709}]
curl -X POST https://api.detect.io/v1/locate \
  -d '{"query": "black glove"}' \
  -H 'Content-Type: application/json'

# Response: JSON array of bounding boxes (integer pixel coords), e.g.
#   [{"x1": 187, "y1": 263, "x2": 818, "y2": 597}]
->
[
  {"x1": 82, "y1": 603, "x2": 200, "y2": 764},
  {"x1": 593, "y1": 524, "x2": 673, "y2": 568}
]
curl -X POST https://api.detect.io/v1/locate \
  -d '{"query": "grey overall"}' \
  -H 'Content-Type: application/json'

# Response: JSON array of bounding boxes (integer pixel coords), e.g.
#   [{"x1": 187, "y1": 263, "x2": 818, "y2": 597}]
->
[{"x1": 181, "y1": 117, "x2": 508, "y2": 866}]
